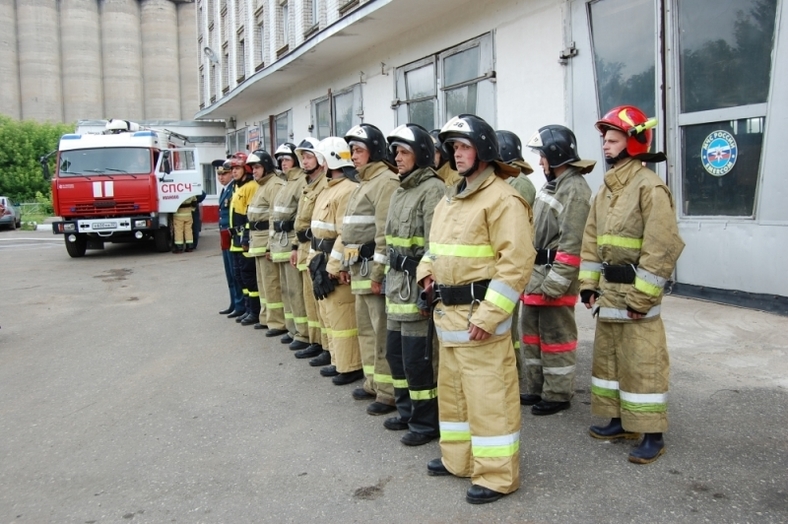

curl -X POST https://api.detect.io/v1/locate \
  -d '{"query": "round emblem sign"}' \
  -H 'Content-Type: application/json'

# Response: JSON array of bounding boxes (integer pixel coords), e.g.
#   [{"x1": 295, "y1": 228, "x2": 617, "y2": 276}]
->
[{"x1": 701, "y1": 130, "x2": 738, "y2": 177}]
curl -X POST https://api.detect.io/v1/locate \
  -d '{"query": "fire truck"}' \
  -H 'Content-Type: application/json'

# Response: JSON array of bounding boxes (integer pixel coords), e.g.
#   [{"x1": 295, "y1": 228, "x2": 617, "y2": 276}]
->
[{"x1": 42, "y1": 119, "x2": 204, "y2": 258}]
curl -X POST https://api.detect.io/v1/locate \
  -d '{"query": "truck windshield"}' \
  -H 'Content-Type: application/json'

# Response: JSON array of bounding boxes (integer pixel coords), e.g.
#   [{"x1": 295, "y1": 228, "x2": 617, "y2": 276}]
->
[{"x1": 58, "y1": 148, "x2": 152, "y2": 176}]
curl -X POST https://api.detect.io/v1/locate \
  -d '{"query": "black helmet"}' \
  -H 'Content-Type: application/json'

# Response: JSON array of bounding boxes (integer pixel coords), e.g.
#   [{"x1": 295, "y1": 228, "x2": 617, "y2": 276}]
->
[
  {"x1": 495, "y1": 130, "x2": 524, "y2": 164},
  {"x1": 344, "y1": 123, "x2": 387, "y2": 163},
  {"x1": 387, "y1": 123, "x2": 435, "y2": 169},
  {"x1": 438, "y1": 114, "x2": 501, "y2": 166},
  {"x1": 526, "y1": 125, "x2": 581, "y2": 168},
  {"x1": 246, "y1": 149, "x2": 277, "y2": 174},
  {"x1": 429, "y1": 129, "x2": 449, "y2": 163},
  {"x1": 274, "y1": 142, "x2": 299, "y2": 168}
]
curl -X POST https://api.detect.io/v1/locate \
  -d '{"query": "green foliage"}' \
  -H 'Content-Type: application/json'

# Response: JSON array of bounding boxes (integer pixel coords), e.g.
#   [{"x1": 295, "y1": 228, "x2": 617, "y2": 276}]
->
[
  {"x1": 34, "y1": 191, "x2": 54, "y2": 215},
  {"x1": 0, "y1": 115, "x2": 73, "y2": 202}
]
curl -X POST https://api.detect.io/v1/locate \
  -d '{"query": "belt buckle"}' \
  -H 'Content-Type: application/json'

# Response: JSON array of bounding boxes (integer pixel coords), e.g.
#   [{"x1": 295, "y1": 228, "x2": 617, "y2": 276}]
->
[{"x1": 467, "y1": 283, "x2": 483, "y2": 326}]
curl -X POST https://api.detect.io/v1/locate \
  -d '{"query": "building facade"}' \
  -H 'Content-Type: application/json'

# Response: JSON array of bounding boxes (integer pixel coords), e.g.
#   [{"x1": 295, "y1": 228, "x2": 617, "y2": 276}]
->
[
  {"x1": 196, "y1": 0, "x2": 787, "y2": 311},
  {"x1": 0, "y1": 0, "x2": 199, "y2": 123}
]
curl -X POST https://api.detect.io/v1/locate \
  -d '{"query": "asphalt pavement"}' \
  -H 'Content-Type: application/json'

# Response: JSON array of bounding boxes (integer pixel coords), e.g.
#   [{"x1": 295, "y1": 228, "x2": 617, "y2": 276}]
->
[{"x1": 0, "y1": 228, "x2": 786, "y2": 523}]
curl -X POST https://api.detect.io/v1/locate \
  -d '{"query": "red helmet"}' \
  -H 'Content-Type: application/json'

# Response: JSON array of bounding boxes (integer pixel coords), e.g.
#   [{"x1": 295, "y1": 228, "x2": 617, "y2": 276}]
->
[
  {"x1": 595, "y1": 105, "x2": 655, "y2": 157},
  {"x1": 229, "y1": 151, "x2": 252, "y2": 173}
]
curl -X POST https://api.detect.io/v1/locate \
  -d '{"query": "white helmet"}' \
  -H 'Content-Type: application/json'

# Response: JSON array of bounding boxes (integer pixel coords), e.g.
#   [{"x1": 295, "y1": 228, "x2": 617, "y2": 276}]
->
[
  {"x1": 318, "y1": 136, "x2": 354, "y2": 170},
  {"x1": 294, "y1": 137, "x2": 324, "y2": 167}
]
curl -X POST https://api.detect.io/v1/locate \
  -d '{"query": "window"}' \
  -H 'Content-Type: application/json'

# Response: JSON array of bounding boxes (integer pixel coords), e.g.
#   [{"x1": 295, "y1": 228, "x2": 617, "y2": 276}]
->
[
  {"x1": 279, "y1": 0, "x2": 289, "y2": 49},
  {"x1": 227, "y1": 128, "x2": 248, "y2": 154},
  {"x1": 589, "y1": 0, "x2": 656, "y2": 118},
  {"x1": 256, "y1": 19, "x2": 265, "y2": 67},
  {"x1": 676, "y1": 0, "x2": 777, "y2": 217},
  {"x1": 305, "y1": 0, "x2": 319, "y2": 32},
  {"x1": 275, "y1": 110, "x2": 292, "y2": 147},
  {"x1": 261, "y1": 119, "x2": 272, "y2": 151},
  {"x1": 237, "y1": 36, "x2": 246, "y2": 80},
  {"x1": 202, "y1": 164, "x2": 217, "y2": 195},
  {"x1": 199, "y1": 66, "x2": 205, "y2": 107},
  {"x1": 394, "y1": 34, "x2": 495, "y2": 128},
  {"x1": 222, "y1": 46, "x2": 229, "y2": 90},
  {"x1": 310, "y1": 84, "x2": 362, "y2": 139}
]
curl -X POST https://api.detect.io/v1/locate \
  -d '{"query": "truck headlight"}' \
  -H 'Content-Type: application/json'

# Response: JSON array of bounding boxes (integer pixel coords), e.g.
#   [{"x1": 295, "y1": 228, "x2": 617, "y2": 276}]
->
[
  {"x1": 134, "y1": 219, "x2": 148, "y2": 228},
  {"x1": 63, "y1": 223, "x2": 76, "y2": 232}
]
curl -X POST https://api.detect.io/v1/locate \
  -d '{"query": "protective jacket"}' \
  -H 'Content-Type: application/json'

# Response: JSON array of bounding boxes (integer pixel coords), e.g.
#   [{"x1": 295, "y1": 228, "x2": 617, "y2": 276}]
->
[
  {"x1": 523, "y1": 166, "x2": 591, "y2": 305},
  {"x1": 229, "y1": 177, "x2": 258, "y2": 251},
  {"x1": 270, "y1": 167, "x2": 307, "y2": 263},
  {"x1": 507, "y1": 164, "x2": 536, "y2": 207},
  {"x1": 579, "y1": 158, "x2": 684, "y2": 320},
  {"x1": 246, "y1": 173, "x2": 285, "y2": 257},
  {"x1": 308, "y1": 176, "x2": 358, "y2": 266},
  {"x1": 385, "y1": 167, "x2": 444, "y2": 321},
  {"x1": 417, "y1": 166, "x2": 535, "y2": 343},
  {"x1": 329, "y1": 161, "x2": 399, "y2": 291},
  {"x1": 436, "y1": 163, "x2": 460, "y2": 187},
  {"x1": 218, "y1": 181, "x2": 234, "y2": 230},
  {"x1": 294, "y1": 174, "x2": 328, "y2": 271}
]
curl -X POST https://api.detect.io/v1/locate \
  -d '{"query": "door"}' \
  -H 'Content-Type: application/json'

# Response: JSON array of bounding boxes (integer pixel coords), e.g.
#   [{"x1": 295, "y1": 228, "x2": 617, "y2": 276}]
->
[{"x1": 156, "y1": 148, "x2": 205, "y2": 214}]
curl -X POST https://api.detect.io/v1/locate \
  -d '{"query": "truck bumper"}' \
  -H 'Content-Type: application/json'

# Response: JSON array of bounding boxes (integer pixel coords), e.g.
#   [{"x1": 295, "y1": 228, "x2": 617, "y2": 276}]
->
[{"x1": 52, "y1": 216, "x2": 161, "y2": 236}]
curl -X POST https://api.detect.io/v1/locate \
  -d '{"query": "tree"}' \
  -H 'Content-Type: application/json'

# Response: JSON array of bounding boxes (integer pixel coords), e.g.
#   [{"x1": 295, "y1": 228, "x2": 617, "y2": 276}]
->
[{"x1": 0, "y1": 116, "x2": 73, "y2": 202}]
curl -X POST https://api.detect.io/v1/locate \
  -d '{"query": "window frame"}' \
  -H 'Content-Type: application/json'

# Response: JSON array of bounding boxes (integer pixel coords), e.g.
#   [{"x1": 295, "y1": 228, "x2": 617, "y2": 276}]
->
[{"x1": 310, "y1": 83, "x2": 363, "y2": 139}]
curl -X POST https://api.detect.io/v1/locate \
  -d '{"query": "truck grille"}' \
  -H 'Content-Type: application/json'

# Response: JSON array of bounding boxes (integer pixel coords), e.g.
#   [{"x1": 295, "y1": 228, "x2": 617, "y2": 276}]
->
[{"x1": 73, "y1": 202, "x2": 147, "y2": 215}]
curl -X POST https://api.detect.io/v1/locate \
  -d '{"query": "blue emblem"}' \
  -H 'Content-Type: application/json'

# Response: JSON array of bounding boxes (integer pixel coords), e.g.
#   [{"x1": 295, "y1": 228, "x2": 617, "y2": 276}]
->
[{"x1": 701, "y1": 130, "x2": 738, "y2": 176}]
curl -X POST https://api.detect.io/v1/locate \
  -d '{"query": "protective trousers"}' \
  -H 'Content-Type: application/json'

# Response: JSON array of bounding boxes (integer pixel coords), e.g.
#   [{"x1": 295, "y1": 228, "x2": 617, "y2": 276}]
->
[
  {"x1": 222, "y1": 248, "x2": 244, "y2": 313},
  {"x1": 520, "y1": 304, "x2": 578, "y2": 402},
  {"x1": 173, "y1": 210, "x2": 193, "y2": 247},
  {"x1": 591, "y1": 318, "x2": 669, "y2": 433},
  {"x1": 255, "y1": 256, "x2": 286, "y2": 330},
  {"x1": 511, "y1": 301, "x2": 523, "y2": 379},
  {"x1": 234, "y1": 252, "x2": 260, "y2": 318},
  {"x1": 386, "y1": 318, "x2": 439, "y2": 437},
  {"x1": 318, "y1": 283, "x2": 362, "y2": 373},
  {"x1": 356, "y1": 294, "x2": 394, "y2": 404},
  {"x1": 303, "y1": 269, "x2": 328, "y2": 348},
  {"x1": 279, "y1": 262, "x2": 309, "y2": 343},
  {"x1": 438, "y1": 337, "x2": 521, "y2": 494}
]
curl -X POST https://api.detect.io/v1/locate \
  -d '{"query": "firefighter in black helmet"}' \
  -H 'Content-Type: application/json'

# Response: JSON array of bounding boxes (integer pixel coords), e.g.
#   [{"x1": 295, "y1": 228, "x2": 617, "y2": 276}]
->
[{"x1": 496, "y1": 130, "x2": 536, "y2": 207}]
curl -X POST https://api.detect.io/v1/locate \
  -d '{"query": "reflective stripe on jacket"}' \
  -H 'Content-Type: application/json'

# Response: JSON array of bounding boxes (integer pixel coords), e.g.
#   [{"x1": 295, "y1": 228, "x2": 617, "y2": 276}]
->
[
  {"x1": 270, "y1": 167, "x2": 307, "y2": 263},
  {"x1": 523, "y1": 166, "x2": 591, "y2": 305},
  {"x1": 385, "y1": 167, "x2": 444, "y2": 321},
  {"x1": 294, "y1": 174, "x2": 328, "y2": 270},
  {"x1": 579, "y1": 158, "x2": 684, "y2": 321},
  {"x1": 417, "y1": 166, "x2": 535, "y2": 345},
  {"x1": 307, "y1": 176, "x2": 357, "y2": 267},
  {"x1": 329, "y1": 161, "x2": 399, "y2": 290},
  {"x1": 247, "y1": 173, "x2": 285, "y2": 257}
]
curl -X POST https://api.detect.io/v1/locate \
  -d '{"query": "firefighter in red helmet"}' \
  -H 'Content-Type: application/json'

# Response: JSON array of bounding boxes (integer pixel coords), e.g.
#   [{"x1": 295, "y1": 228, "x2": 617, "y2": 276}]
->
[{"x1": 580, "y1": 105, "x2": 684, "y2": 464}]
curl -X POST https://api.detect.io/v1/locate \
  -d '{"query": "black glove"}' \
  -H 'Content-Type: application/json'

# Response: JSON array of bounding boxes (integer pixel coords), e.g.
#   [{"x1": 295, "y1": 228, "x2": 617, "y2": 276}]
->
[
  {"x1": 580, "y1": 289, "x2": 599, "y2": 305},
  {"x1": 309, "y1": 253, "x2": 335, "y2": 300}
]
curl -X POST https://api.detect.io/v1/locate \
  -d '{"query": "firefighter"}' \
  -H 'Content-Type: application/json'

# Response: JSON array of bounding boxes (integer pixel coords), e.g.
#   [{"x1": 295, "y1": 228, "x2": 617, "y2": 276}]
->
[
  {"x1": 383, "y1": 123, "x2": 444, "y2": 446},
  {"x1": 580, "y1": 105, "x2": 684, "y2": 464},
  {"x1": 429, "y1": 129, "x2": 460, "y2": 186},
  {"x1": 520, "y1": 125, "x2": 594, "y2": 415},
  {"x1": 217, "y1": 160, "x2": 245, "y2": 317},
  {"x1": 246, "y1": 150, "x2": 288, "y2": 335},
  {"x1": 270, "y1": 143, "x2": 310, "y2": 350},
  {"x1": 417, "y1": 114, "x2": 534, "y2": 504},
  {"x1": 309, "y1": 136, "x2": 363, "y2": 386},
  {"x1": 172, "y1": 194, "x2": 196, "y2": 253},
  {"x1": 292, "y1": 138, "x2": 332, "y2": 367},
  {"x1": 496, "y1": 130, "x2": 536, "y2": 207},
  {"x1": 335, "y1": 124, "x2": 399, "y2": 414},
  {"x1": 228, "y1": 152, "x2": 261, "y2": 326}
]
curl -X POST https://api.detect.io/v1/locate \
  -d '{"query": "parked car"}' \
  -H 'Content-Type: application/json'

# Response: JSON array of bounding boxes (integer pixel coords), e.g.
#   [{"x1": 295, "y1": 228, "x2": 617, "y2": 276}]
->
[{"x1": 0, "y1": 196, "x2": 22, "y2": 230}]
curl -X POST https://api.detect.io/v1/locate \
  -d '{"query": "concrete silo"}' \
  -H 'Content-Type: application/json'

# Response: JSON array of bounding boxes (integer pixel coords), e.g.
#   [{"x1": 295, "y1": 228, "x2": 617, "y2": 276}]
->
[
  {"x1": 0, "y1": 0, "x2": 20, "y2": 119},
  {"x1": 141, "y1": 0, "x2": 181, "y2": 119},
  {"x1": 17, "y1": 0, "x2": 63, "y2": 122},
  {"x1": 61, "y1": 0, "x2": 104, "y2": 121},
  {"x1": 177, "y1": 1, "x2": 199, "y2": 120},
  {"x1": 100, "y1": 0, "x2": 144, "y2": 120}
]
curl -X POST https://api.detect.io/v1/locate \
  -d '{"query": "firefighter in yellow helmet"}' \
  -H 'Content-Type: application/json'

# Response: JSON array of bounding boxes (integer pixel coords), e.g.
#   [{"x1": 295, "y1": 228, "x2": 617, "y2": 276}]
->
[
  {"x1": 308, "y1": 137, "x2": 363, "y2": 385},
  {"x1": 292, "y1": 138, "x2": 331, "y2": 369},
  {"x1": 245, "y1": 150, "x2": 287, "y2": 335},
  {"x1": 417, "y1": 114, "x2": 534, "y2": 504},
  {"x1": 580, "y1": 105, "x2": 684, "y2": 464},
  {"x1": 335, "y1": 123, "x2": 400, "y2": 414}
]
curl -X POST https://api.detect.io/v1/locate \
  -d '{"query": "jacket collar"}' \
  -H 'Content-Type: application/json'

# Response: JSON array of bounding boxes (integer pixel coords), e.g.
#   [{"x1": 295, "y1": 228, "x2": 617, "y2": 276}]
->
[
  {"x1": 285, "y1": 167, "x2": 305, "y2": 182},
  {"x1": 400, "y1": 166, "x2": 437, "y2": 190},
  {"x1": 452, "y1": 165, "x2": 496, "y2": 200},
  {"x1": 604, "y1": 158, "x2": 641, "y2": 193},
  {"x1": 356, "y1": 161, "x2": 391, "y2": 182}
]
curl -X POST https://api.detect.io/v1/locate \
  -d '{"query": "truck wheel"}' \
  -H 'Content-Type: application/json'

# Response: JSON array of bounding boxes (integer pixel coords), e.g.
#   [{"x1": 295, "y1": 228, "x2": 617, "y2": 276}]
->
[
  {"x1": 153, "y1": 228, "x2": 171, "y2": 252},
  {"x1": 65, "y1": 234, "x2": 87, "y2": 258}
]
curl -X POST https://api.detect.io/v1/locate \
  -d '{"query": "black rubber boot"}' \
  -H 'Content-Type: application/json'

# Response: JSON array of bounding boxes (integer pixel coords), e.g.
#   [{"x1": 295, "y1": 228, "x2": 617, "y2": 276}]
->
[
  {"x1": 629, "y1": 433, "x2": 665, "y2": 464},
  {"x1": 589, "y1": 418, "x2": 640, "y2": 440}
]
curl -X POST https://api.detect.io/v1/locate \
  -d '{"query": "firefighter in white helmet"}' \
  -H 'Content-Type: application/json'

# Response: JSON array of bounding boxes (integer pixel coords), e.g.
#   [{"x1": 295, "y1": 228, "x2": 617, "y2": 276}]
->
[
  {"x1": 336, "y1": 124, "x2": 400, "y2": 415},
  {"x1": 270, "y1": 142, "x2": 311, "y2": 350},
  {"x1": 292, "y1": 138, "x2": 331, "y2": 369},
  {"x1": 245, "y1": 150, "x2": 287, "y2": 335},
  {"x1": 417, "y1": 114, "x2": 534, "y2": 504},
  {"x1": 308, "y1": 137, "x2": 363, "y2": 386},
  {"x1": 382, "y1": 123, "x2": 445, "y2": 446}
]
